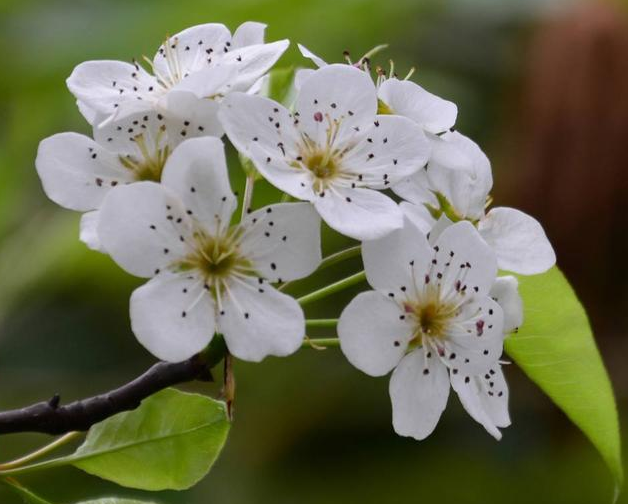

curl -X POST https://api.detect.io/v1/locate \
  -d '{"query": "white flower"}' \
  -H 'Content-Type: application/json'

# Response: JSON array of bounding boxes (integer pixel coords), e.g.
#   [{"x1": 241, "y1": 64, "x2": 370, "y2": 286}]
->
[
  {"x1": 424, "y1": 217, "x2": 522, "y2": 439},
  {"x1": 67, "y1": 22, "x2": 289, "y2": 126},
  {"x1": 450, "y1": 276, "x2": 523, "y2": 440},
  {"x1": 296, "y1": 44, "x2": 457, "y2": 136},
  {"x1": 396, "y1": 131, "x2": 556, "y2": 275},
  {"x1": 36, "y1": 105, "x2": 220, "y2": 250},
  {"x1": 218, "y1": 64, "x2": 431, "y2": 240},
  {"x1": 338, "y1": 218, "x2": 505, "y2": 440},
  {"x1": 95, "y1": 136, "x2": 322, "y2": 362}
]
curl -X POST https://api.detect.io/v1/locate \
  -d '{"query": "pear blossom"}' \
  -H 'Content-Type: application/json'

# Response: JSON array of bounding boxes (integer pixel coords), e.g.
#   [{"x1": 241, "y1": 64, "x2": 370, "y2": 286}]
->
[
  {"x1": 420, "y1": 213, "x2": 522, "y2": 438},
  {"x1": 67, "y1": 22, "x2": 289, "y2": 126},
  {"x1": 96, "y1": 136, "x2": 322, "y2": 363},
  {"x1": 396, "y1": 131, "x2": 556, "y2": 275},
  {"x1": 36, "y1": 105, "x2": 219, "y2": 249},
  {"x1": 338, "y1": 218, "x2": 505, "y2": 440},
  {"x1": 218, "y1": 64, "x2": 431, "y2": 240},
  {"x1": 296, "y1": 44, "x2": 457, "y2": 136}
]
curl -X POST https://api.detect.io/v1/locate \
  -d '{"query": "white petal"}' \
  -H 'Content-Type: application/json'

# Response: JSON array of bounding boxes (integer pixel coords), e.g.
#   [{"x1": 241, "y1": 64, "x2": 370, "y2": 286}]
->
[
  {"x1": 167, "y1": 63, "x2": 238, "y2": 100},
  {"x1": 249, "y1": 143, "x2": 315, "y2": 200},
  {"x1": 218, "y1": 277, "x2": 304, "y2": 362},
  {"x1": 399, "y1": 201, "x2": 436, "y2": 236},
  {"x1": 377, "y1": 78, "x2": 457, "y2": 134},
  {"x1": 152, "y1": 23, "x2": 231, "y2": 79},
  {"x1": 427, "y1": 214, "x2": 455, "y2": 245},
  {"x1": 36, "y1": 132, "x2": 133, "y2": 211},
  {"x1": 429, "y1": 131, "x2": 473, "y2": 169},
  {"x1": 97, "y1": 182, "x2": 194, "y2": 278},
  {"x1": 362, "y1": 214, "x2": 432, "y2": 291},
  {"x1": 446, "y1": 297, "x2": 504, "y2": 375},
  {"x1": 161, "y1": 90, "x2": 224, "y2": 138},
  {"x1": 220, "y1": 40, "x2": 290, "y2": 92},
  {"x1": 161, "y1": 137, "x2": 236, "y2": 234},
  {"x1": 341, "y1": 114, "x2": 430, "y2": 188},
  {"x1": 427, "y1": 131, "x2": 492, "y2": 220},
  {"x1": 389, "y1": 348, "x2": 450, "y2": 440},
  {"x1": 219, "y1": 93, "x2": 311, "y2": 199},
  {"x1": 239, "y1": 202, "x2": 321, "y2": 283},
  {"x1": 338, "y1": 291, "x2": 414, "y2": 376},
  {"x1": 490, "y1": 276, "x2": 523, "y2": 334},
  {"x1": 450, "y1": 364, "x2": 509, "y2": 440},
  {"x1": 432, "y1": 221, "x2": 497, "y2": 298},
  {"x1": 219, "y1": 92, "x2": 301, "y2": 160},
  {"x1": 295, "y1": 64, "x2": 377, "y2": 146},
  {"x1": 77, "y1": 100, "x2": 103, "y2": 125},
  {"x1": 451, "y1": 372, "x2": 500, "y2": 439},
  {"x1": 80, "y1": 210, "x2": 106, "y2": 252},
  {"x1": 392, "y1": 165, "x2": 438, "y2": 207},
  {"x1": 297, "y1": 43, "x2": 328, "y2": 67},
  {"x1": 66, "y1": 60, "x2": 159, "y2": 119},
  {"x1": 93, "y1": 109, "x2": 171, "y2": 157},
  {"x1": 232, "y1": 21, "x2": 266, "y2": 48},
  {"x1": 247, "y1": 74, "x2": 268, "y2": 96},
  {"x1": 293, "y1": 68, "x2": 315, "y2": 91},
  {"x1": 131, "y1": 272, "x2": 215, "y2": 362},
  {"x1": 314, "y1": 186, "x2": 403, "y2": 241},
  {"x1": 479, "y1": 365, "x2": 511, "y2": 428},
  {"x1": 479, "y1": 207, "x2": 556, "y2": 275}
]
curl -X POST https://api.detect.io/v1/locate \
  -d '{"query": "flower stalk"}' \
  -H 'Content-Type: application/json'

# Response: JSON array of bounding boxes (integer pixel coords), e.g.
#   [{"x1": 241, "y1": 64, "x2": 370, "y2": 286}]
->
[{"x1": 297, "y1": 271, "x2": 366, "y2": 306}]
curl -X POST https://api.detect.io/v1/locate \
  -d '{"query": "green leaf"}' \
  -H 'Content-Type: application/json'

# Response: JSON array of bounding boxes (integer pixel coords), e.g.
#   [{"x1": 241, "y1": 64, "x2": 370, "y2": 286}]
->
[
  {"x1": 70, "y1": 388, "x2": 230, "y2": 491},
  {"x1": 1, "y1": 478, "x2": 53, "y2": 504},
  {"x1": 505, "y1": 267, "x2": 623, "y2": 491},
  {"x1": 262, "y1": 66, "x2": 296, "y2": 106}
]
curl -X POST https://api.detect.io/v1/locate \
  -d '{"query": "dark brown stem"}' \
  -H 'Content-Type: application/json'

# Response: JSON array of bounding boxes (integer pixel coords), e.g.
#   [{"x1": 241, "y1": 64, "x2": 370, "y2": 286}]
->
[{"x1": 0, "y1": 338, "x2": 226, "y2": 436}]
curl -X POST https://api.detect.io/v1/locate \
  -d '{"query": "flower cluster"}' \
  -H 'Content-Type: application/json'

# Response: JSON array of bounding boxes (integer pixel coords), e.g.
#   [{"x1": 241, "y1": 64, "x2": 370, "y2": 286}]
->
[{"x1": 35, "y1": 22, "x2": 555, "y2": 441}]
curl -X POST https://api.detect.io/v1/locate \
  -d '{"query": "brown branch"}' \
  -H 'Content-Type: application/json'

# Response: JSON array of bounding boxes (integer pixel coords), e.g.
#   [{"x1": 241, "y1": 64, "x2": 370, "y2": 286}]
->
[{"x1": 0, "y1": 339, "x2": 226, "y2": 436}]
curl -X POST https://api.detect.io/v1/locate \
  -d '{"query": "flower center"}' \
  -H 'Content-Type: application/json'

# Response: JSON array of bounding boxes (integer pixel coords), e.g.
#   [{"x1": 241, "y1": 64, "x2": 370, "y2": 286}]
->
[
  {"x1": 304, "y1": 151, "x2": 338, "y2": 180},
  {"x1": 405, "y1": 295, "x2": 458, "y2": 342},
  {"x1": 145, "y1": 37, "x2": 187, "y2": 89},
  {"x1": 377, "y1": 99, "x2": 394, "y2": 115},
  {"x1": 179, "y1": 228, "x2": 252, "y2": 284},
  {"x1": 119, "y1": 133, "x2": 170, "y2": 182}
]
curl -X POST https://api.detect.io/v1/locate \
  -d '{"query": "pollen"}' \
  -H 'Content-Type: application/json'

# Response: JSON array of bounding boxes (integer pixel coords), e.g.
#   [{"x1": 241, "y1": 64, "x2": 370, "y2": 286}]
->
[
  {"x1": 304, "y1": 151, "x2": 338, "y2": 180},
  {"x1": 405, "y1": 292, "x2": 459, "y2": 342},
  {"x1": 119, "y1": 131, "x2": 170, "y2": 182},
  {"x1": 177, "y1": 227, "x2": 253, "y2": 290}
]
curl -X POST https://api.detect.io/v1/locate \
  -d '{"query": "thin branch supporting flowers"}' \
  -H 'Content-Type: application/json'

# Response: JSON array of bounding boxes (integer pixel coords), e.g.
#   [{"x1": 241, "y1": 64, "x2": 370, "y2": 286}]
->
[{"x1": 297, "y1": 271, "x2": 367, "y2": 306}]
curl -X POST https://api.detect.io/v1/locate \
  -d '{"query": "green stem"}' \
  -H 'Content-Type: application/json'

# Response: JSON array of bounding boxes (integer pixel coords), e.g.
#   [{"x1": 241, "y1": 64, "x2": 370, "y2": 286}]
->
[
  {"x1": 280, "y1": 245, "x2": 362, "y2": 292},
  {"x1": 297, "y1": 271, "x2": 366, "y2": 306},
  {"x1": 306, "y1": 319, "x2": 338, "y2": 328},
  {"x1": 301, "y1": 337, "x2": 340, "y2": 349},
  {"x1": 0, "y1": 456, "x2": 69, "y2": 477},
  {"x1": 318, "y1": 245, "x2": 361, "y2": 270},
  {"x1": 0, "y1": 432, "x2": 81, "y2": 471},
  {"x1": 1, "y1": 478, "x2": 54, "y2": 504}
]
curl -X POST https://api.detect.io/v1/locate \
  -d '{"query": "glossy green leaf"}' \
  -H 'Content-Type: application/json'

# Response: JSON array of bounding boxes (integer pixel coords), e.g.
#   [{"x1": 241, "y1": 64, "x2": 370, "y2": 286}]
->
[
  {"x1": 1, "y1": 478, "x2": 53, "y2": 504},
  {"x1": 505, "y1": 267, "x2": 623, "y2": 491},
  {"x1": 69, "y1": 388, "x2": 230, "y2": 491}
]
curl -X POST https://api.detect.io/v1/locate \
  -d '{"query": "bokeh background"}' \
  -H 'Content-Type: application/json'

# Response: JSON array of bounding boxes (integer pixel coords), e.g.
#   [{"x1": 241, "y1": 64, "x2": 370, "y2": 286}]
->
[{"x1": 1, "y1": 0, "x2": 627, "y2": 502}]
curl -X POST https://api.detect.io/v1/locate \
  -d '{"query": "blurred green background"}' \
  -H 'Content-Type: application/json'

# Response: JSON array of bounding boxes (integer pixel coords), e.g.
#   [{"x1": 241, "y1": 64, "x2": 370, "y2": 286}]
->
[{"x1": 1, "y1": 0, "x2": 628, "y2": 502}]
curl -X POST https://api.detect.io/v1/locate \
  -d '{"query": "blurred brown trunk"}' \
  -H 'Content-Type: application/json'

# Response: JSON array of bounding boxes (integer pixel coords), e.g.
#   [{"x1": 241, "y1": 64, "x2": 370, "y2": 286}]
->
[{"x1": 509, "y1": 1, "x2": 628, "y2": 336}]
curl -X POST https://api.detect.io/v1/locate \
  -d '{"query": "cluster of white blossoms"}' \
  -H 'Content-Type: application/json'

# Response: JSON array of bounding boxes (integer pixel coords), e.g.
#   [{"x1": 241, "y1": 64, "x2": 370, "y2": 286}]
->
[{"x1": 35, "y1": 22, "x2": 555, "y2": 441}]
